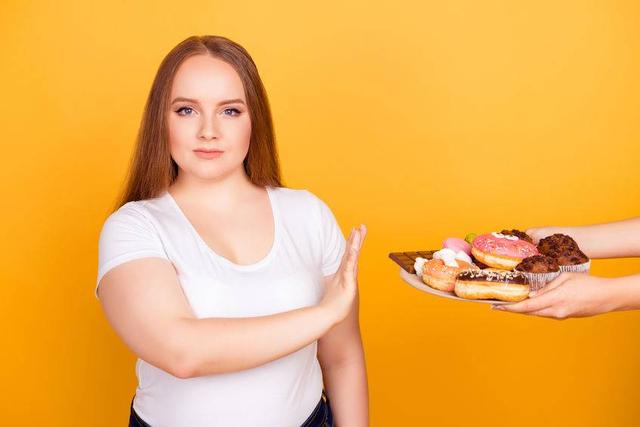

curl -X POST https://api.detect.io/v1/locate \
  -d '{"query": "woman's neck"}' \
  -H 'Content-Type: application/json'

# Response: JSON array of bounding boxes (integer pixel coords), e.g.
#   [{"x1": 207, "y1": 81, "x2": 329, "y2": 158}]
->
[{"x1": 169, "y1": 168, "x2": 261, "y2": 212}]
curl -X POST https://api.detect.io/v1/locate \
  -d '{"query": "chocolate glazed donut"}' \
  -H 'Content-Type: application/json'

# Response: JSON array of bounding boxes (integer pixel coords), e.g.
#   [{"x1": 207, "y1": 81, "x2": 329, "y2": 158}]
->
[{"x1": 454, "y1": 270, "x2": 530, "y2": 302}]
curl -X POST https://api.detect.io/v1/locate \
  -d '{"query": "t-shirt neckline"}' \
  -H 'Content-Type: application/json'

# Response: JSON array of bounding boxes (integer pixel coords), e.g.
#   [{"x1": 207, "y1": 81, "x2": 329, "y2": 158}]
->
[{"x1": 163, "y1": 186, "x2": 280, "y2": 271}]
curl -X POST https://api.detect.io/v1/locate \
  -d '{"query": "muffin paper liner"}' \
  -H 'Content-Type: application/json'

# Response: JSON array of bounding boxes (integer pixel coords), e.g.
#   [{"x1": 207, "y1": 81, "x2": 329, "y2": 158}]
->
[
  {"x1": 559, "y1": 260, "x2": 591, "y2": 274},
  {"x1": 519, "y1": 271, "x2": 562, "y2": 292}
]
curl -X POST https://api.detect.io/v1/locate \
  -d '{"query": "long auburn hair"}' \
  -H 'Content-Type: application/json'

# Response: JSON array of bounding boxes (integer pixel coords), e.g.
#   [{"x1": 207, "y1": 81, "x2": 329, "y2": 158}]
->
[{"x1": 115, "y1": 35, "x2": 283, "y2": 210}]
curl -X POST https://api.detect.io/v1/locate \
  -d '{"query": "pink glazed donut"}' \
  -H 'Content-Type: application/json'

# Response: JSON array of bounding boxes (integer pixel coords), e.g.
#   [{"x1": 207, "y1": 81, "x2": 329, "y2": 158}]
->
[{"x1": 471, "y1": 232, "x2": 539, "y2": 270}]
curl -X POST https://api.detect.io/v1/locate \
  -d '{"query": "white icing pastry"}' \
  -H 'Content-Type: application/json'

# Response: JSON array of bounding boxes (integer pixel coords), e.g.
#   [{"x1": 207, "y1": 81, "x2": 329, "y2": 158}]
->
[
  {"x1": 414, "y1": 257, "x2": 427, "y2": 276},
  {"x1": 433, "y1": 248, "x2": 471, "y2": 268}
]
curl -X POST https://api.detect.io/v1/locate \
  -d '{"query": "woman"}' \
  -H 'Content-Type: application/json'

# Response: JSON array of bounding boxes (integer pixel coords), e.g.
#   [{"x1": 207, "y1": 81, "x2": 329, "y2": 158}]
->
[
  {"x1": 494, "y1": 217, "x2": 640, "y2": 319},
  {"x1": 96, "y1": 35, "x2": 368, "y2": 426}
]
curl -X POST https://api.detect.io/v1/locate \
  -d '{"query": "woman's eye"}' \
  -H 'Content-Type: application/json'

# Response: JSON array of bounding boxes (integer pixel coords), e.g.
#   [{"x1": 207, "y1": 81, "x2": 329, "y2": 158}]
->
[
  {"x1": 174, "y1": 106, "x2": 240, "y2": 116},
  {"x1": 223, "y1": 108, "x2": 241, "y2": 116},
  {"x1": 175, "y1": 107, "x2": 194, "y2": 116}
]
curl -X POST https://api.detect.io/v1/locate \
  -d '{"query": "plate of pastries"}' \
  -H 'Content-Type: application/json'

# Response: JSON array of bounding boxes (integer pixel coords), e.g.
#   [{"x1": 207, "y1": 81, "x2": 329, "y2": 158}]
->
[{"x1": 389, "y1": 230, "x2": 591, "y2": 304}]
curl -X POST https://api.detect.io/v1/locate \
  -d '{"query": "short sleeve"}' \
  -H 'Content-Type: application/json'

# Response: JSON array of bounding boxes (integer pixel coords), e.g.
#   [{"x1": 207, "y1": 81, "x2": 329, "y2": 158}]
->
[
  {"x1": 314, "y1": 195, "x2": 347, "y2": 277},
  {"x1": 95, "y1": 203, "x2": 169, "y2": 299}
]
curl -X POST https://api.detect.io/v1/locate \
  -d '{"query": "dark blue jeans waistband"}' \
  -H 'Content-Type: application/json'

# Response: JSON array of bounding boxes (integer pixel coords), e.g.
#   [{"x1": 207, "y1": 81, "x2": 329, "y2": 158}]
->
[{"x1": 128, "y1": 391, "x2": 334, "y2": 427}]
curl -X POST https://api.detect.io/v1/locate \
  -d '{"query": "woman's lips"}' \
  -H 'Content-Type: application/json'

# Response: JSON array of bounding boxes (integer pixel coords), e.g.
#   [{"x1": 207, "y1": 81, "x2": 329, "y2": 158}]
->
[{"x1": 194, "y1": 149, "x2": 224, "y2": 159}]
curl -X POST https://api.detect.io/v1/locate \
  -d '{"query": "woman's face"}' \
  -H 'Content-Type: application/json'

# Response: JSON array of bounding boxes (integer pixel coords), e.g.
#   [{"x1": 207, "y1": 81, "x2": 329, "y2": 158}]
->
[{"x1": 168, "y1": 54, "x2": 252, "y2": 182}]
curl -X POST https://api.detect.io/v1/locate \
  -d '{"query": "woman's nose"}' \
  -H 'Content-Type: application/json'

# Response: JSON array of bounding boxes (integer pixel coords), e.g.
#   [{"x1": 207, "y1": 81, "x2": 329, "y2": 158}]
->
[{"x1": 198, "y1": 116, "x2": 220, "y2": 140}]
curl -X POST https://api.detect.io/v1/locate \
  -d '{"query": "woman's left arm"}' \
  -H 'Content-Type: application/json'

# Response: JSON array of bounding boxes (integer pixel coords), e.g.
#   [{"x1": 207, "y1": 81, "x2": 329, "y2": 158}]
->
[{"x1": 318, "y1": 274, "x2": 369, "y2": 426}]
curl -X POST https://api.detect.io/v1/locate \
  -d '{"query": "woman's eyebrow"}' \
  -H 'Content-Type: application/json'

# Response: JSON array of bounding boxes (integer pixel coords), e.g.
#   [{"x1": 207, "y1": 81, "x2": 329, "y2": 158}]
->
[{"x1": 170, "y1": 97, "x2": 246, "y2": 106}]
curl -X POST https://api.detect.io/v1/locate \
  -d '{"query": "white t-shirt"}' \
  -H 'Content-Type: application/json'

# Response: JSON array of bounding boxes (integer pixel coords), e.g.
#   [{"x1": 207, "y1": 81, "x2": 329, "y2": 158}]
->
[{"x1": 96, "y1": 186, "x2": 346, "y2": 427}]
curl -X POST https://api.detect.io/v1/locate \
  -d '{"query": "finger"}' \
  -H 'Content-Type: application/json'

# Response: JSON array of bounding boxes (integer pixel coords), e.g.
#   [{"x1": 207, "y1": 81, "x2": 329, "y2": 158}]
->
[
  {"x1": 353, "y1": 225, "x2": 367, "y2": 277},
  {"x1": 351, "y1": 227, "x2": 362, "y2": 254},
  {"x1": 526, "y1": 307, "x2": 566, "y2": 319},
  {"x1": 345, "y1": 236, "x2": 360, "y2": 279},
  {"x1": 493, "y1": 289, "x2": 559, "y2": 313},
  {"x1": 337, "y1": 228, "x2": 356, "y2": 272},
  {"x1": 528, "y1": 273, "x2": 572, "y2": 298},
  {"x1": 357, "y1": 224, "x2": 367, "y2": 250}
]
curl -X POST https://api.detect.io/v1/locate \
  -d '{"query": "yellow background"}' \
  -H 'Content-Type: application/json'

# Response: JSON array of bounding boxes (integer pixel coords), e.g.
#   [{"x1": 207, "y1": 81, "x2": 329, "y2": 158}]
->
[{"x1": 2, "y1": 1, "x2": 639, "y2": 425}]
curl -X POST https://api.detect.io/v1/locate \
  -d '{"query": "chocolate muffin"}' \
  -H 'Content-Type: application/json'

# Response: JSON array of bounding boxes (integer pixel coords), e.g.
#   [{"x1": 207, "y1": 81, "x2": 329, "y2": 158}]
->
[
  {"x1": 500, "y1": 229, "x2": 534, "y2": 244},
  {"x1": 515, "y1": 255, "x2": 563, "y2": 291},
  {"x1": 536, "y1": 234, "x2": 591, "y2": 273},
  {"x1": 537, "y1": 234, "x2": 579, "y2": 256},
  {"x1": 555, "y1": 249, "x2": 589, "y2": 266},
  {"x1": 515, "y1": 255, "x2": 560, "y2": 273}
]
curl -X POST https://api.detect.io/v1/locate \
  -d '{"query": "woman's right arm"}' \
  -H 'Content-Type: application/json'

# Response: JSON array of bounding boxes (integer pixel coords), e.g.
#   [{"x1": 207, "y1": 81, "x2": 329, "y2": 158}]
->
[
  {"x1": 526, "y1": 217, "x2": 640, "y2": 259},
  {"x1": 98, "y1": 226, "x2": 365, "y2": 379}
]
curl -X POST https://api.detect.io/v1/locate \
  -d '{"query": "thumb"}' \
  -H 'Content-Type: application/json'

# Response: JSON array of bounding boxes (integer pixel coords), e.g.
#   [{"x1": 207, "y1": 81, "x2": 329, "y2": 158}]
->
[{"x1": 525, "y1": 228, "x2": 541, "y2": 244}]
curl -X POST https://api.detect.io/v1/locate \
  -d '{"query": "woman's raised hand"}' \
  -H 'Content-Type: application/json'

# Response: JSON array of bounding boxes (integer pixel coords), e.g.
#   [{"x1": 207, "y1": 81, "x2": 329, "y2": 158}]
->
[{"x1": 320, "y1": 225, "x2": 367, "y2": 326}]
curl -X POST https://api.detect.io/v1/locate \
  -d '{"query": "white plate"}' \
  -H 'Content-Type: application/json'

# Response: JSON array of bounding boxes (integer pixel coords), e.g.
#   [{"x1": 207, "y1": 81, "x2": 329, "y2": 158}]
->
[{"x1": 399, "y1": 268, "x2": 513, "y2": 305}]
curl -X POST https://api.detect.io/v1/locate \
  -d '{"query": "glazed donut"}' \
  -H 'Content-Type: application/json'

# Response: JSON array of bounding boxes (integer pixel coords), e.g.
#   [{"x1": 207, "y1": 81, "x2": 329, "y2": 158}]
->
[
  {"x1": 454, "y1": 269, "x2": 530, "y2": 302},
  {"x1": 471, "y1": 232, "x2": 539, "y2": 270},
  {"x1": 422, "y1": 258, "x2": 478, "y2": 292}
]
